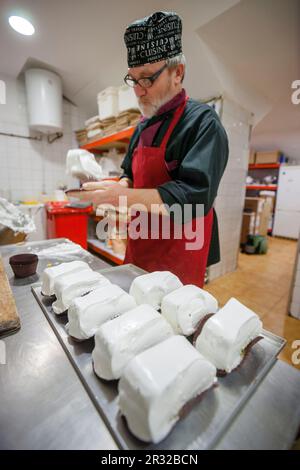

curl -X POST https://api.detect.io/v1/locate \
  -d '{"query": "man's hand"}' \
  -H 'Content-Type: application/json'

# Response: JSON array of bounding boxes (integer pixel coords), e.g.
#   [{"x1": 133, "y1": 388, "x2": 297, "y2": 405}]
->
[
  {"x1": 66, "y1": 178, "x2": 168, "y2": 216},
  {"x1": 74, "y1": 182, "x2": 129, "y2": 207},
  {"x1": 82, "y1": 178, "x2": 132, "y2": 191},
  {"x1": 81, "y1": 180, "x2": 117, "y2": 191},
  {"x1": 118, "y1": 177, "x2": 133, "y2": 188}
]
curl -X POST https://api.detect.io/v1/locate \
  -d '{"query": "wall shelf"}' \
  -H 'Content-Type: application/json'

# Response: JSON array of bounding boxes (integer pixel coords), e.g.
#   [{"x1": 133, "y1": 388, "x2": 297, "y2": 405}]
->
[
  {"x1": 80, "y1": 126, "x2": 135, "y2": 153},
  {"x1": 246, "y1": 185, "x2": 277, "y2": 191},
  {"x1": 248, "y1": 163, "x2": 280, "y2": 170}
]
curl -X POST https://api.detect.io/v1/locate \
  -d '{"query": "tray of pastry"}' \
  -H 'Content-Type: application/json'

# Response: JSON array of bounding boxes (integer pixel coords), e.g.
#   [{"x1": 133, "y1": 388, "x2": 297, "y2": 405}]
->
[{"x1": 32, "y1": 264, "x2": 286, "y2": 450}]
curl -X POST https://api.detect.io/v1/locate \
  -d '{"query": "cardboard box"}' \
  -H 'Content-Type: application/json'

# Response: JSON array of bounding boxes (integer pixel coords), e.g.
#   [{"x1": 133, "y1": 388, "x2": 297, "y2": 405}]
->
[
  {"x1": 244, "y1": 197, "x2": 264, "y2": 215},
  {"x1": 244, "y1": 197, "x2": 272, "y2": 236},
  {"x1": 0, "y1": 227, "x2": 26, "y2": 245},
  {"x1": 255, "y1": 151, "x2": 281, "y2": 164},
  {"x1": 249, "y1": 151, "x2": 256, "y2": 164},
  {"x1": 111, "y1": 238, "x2": 127, "y2": 256},
  {"x1": 258, "y1": 200, "x2": 272, "y2": 236},
  {"x1": 259, "y1": 193, "x2": 276, "y2": 213},
  {"x1": 240, "y1": 211, "x2": 255, "y2": 244}
]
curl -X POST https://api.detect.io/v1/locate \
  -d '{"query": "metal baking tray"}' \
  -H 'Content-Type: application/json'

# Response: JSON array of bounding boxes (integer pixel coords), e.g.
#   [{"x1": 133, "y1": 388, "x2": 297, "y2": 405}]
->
[{"x1": 32, "y1": 264, "x2": 286, "y2": 450}]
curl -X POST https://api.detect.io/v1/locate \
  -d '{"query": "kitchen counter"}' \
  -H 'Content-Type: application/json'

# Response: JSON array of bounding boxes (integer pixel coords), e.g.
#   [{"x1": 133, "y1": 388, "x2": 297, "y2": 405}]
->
[{"x1": 0, "y1": 239, "x2": 300, "y2": 450}]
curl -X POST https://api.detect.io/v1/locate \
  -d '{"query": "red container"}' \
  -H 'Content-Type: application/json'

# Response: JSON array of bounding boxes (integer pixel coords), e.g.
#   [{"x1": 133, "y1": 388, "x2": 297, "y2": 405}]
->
[{"x1": 46, "y1": 202, "x2": 92, "y2": 249}]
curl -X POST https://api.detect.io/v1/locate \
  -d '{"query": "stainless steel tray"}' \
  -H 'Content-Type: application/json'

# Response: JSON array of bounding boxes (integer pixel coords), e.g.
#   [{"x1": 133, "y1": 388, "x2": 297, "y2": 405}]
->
[{"x1": 32, "y1": 264, "x2": 286, "y2": 450}]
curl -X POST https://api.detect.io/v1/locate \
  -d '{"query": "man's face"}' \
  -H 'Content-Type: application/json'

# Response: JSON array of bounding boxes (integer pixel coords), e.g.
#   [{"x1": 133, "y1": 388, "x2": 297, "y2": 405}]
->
[{"x1": 128, "y1": 60, "x2": 179, "y2": 118}]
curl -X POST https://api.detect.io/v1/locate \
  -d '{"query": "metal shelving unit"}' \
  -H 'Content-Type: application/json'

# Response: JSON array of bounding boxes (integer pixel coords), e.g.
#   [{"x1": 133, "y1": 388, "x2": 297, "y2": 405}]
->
[{"x1": 246, "y1": 163, "x2": 281, "y2": 235}]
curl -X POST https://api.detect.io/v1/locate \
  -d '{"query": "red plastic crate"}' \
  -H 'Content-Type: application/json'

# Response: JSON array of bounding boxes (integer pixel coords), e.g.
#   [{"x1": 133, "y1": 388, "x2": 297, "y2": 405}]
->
[{"x1": 46, "y1": 202, "x2": 92, "y2": 249}]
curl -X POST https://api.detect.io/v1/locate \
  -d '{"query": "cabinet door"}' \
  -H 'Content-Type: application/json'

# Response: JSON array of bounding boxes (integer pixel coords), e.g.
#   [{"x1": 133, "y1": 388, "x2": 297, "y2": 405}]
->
[
  {"x1": 276, "y1": 167, "x2": 300, "y2": 211},
  {"x1": 273, "y1": 210, "x2": 300, "y2": 239}
]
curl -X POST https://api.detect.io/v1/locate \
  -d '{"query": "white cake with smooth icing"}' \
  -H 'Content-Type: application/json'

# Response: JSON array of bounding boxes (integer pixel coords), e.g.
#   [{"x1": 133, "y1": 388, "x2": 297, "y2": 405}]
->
[
  {"x1": 92, "y1": 304, "x2": 174, "y2": 380},
  {"x1": 67, "y1": 284, "x2": 136, "y2": 340},
  {"x1": 41, "y1": 260, "x2": 91, "y2": 296},
  {"x1": 194, "y1": 297, "x2": 263, "y2": 373},
  {"x1": 52, "y1": 270, "x2": 109, "y2": 314},
  {"x1": 118, "y1": 335, "x2": 217, "y2": 443},
  {"x1": 161, "y1": 284, "x2": 218, "y2": 336},
  {"x1": 129, "y1": 271, "x2": 183, "y2": 310}
]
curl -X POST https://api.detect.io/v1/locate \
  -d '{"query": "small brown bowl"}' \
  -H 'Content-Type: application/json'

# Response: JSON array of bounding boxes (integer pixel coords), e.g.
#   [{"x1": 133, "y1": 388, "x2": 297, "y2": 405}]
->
[{"x1": 9, "y1": 253, "x2": 38, "y2": 278}]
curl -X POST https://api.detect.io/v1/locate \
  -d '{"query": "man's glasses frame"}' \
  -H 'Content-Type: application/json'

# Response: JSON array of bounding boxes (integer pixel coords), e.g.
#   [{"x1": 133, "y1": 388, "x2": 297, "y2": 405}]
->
[{"x1": 124, "y1": 63, "x2": 168, "y2": 88}]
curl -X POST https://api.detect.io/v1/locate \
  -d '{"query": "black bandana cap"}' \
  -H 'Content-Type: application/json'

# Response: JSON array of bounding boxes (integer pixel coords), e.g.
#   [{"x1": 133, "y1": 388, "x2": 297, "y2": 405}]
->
[{"x1": 124, "y1": 11, "x2": 182, "y2": 68}]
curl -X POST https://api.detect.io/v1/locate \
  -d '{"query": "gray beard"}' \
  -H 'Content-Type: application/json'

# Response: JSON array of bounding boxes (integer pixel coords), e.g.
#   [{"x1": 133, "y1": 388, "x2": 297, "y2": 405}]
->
[{"x1": 138, "y1": 90, "x2": 175, "y2": 119}]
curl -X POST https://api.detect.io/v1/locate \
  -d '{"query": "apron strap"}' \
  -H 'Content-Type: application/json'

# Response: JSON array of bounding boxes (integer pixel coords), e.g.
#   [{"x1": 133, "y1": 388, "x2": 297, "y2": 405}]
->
[{"x1": 160, "y1": 96, "x2": 189, "y2": 149}]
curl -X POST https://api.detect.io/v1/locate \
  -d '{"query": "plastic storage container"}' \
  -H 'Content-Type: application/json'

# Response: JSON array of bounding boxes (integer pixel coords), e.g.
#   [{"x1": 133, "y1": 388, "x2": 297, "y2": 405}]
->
[
  {"x1": 118, "y1": 85, "x2": 139, "y2": 113},
  {"x1": 97, "y1": 87, "x2": 119, "y2": 120},
  {"x1": 46, "y1": 202, "x2": 92, "y2": 249}
]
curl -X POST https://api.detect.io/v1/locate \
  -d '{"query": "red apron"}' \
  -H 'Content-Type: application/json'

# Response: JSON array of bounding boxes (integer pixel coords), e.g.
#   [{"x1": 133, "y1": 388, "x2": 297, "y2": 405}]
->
[{"x1": 124, "y1": 97, "x2": 213, "y2": 287}]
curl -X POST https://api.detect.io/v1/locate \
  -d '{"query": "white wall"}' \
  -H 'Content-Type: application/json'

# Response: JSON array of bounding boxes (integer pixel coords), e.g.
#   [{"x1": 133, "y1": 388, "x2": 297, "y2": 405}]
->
[
  {"x1": 0, "y1": 74, "x2": 87, "y2": 202},
  {"x1": 208, "y1": 95, "x2": 251, "y2": 280},
  {"x1": 251, "y1": 130, "x2": 300, "y2": 164},
  {"x1": 290, "y1": 237, "x2": 300, "y2": 319}
]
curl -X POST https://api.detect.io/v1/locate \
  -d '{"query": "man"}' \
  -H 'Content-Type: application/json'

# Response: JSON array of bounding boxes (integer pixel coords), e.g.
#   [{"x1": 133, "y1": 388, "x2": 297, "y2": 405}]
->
[{"x1": 76, "y1": 11, "x2": 228, "y2": 287}]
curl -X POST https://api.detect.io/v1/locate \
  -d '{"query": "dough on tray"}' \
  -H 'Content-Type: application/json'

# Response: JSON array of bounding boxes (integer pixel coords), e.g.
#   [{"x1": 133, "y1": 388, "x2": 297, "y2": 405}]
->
[
  {"x1": 52, "y1": 269, "x2": 109, "y2": 314},
  {"x1": 129, "y1": 271, "x2": 183, "y2": 310},
  {"x1": 118, "y1": 335, "x2": 217, "y2": 443},
  {"x1": 92, "y1": 304, "x2": 174, "y2": 380},
  {"x1": 194, "y1": 297, "x2": 263, "y2": 374},
  {"x1": 41, "y1": 260, "x2": 91, "y2": 296},
  {"x1": 161, "y1": 284, "x2": 218, "y2": 336},
  {"x1": 67, "y1": 284, "x2": 136, "y2": 340}
]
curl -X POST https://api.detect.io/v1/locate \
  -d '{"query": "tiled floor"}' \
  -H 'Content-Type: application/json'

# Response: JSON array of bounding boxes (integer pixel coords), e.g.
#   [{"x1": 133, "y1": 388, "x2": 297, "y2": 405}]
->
[{"x1": 205, "y1": 236, "x2": 300, "y2": 370}]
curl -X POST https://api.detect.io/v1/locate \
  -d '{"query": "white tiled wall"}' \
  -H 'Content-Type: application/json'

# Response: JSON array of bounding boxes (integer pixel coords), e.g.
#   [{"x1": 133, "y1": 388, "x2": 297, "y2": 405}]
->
[
  {"x1": 208, "y1": 96, "x2": 252, "y2": 281},
  {"x1": 0, "y1": 75, "x2": 87, "y2": 202},
  {"x1": 290, "y1": 238, "x2": 300, "y2": 319}
]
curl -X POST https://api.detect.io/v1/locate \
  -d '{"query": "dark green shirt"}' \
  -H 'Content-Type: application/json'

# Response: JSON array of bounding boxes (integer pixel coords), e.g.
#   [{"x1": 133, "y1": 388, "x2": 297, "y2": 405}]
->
[{"x1": 121, "y1": 97, "x2": 229, "y2": 266}]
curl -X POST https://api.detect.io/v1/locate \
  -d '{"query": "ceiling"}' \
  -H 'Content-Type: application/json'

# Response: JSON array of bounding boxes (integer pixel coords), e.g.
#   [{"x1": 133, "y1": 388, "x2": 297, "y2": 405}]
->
[
  {"x1": 197, "y1": 0, "x2": 300, "y2": 159},
  {"x1": 0, "y1": 0, "x2": 299, "y2": 158}
]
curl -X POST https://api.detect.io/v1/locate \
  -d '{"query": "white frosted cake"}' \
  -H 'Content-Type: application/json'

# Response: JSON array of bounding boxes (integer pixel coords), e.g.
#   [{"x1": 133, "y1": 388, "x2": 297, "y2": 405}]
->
[
  {"x1": 52, "y1": 270, "x2": 109, "y2": 314},
  {"x1": 118, "y1": 335, "x2": 217, "y2": 444},
  {"x1": 92, "y1": 304, "x2": 174, "y2": 380},
  {"x1": 67, "y1": 284, "x2": 136, "y2": 340},
  {"x1": 194, "y1": 297, "x2": 263, "y2": 373},
  {"x1": 41, "y1": 260, "x2": 91, "y2": 296},
  {"x1": 129, "y1": 271, "x2": 183, "y2": 310},
  {"x1": 161, "y1": 284, "x2": 218, "y2": 336}
]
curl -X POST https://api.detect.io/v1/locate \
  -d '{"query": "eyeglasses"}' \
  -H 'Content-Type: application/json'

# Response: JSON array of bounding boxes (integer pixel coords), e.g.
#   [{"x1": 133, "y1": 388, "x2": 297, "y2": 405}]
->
[{"x1": 124, "y1": 63, "x2": 168, "y2": 88}]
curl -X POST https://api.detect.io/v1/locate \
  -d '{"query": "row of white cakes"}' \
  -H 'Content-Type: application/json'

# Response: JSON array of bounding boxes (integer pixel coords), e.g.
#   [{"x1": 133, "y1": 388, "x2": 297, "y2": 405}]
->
[{"x1": 41, "y1": 261, "x2": 263, "y2": 444}]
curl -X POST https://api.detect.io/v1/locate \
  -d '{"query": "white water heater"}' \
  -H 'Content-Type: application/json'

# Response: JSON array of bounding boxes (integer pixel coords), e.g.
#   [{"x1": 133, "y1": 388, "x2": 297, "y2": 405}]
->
[{"x1": 25, "y1": 69, "x2": 63, "y2": 134}]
